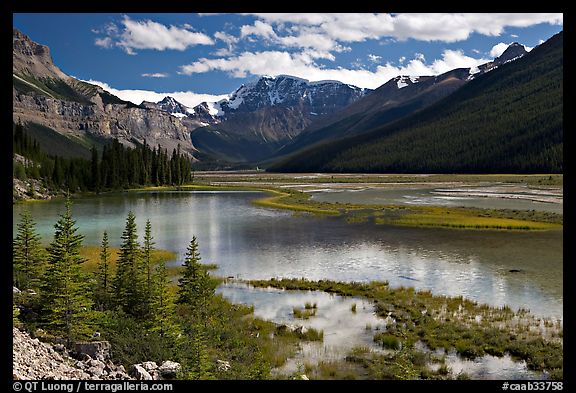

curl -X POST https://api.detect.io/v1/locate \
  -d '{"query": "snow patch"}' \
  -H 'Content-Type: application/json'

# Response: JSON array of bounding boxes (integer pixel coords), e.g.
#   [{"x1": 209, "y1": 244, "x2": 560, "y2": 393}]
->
[
  {"x1": 310, "y1": 112, "x2": 318, "y2": 115},
  {"x1": 503, "y1": 55, "x2": 524, "y2": 64},
  {"x1": 409, "y1": 76, "x2": 419, "y2": 84},
  {"x1": 469, "y1": 66, "x2": 480, "y2": 75},
  {"x1": 396, "y1": 76, "x2": 408, "y2": 89},
  {"x1": 206, "y1": 101, "x2": 224, "y2": 117},
  {"x1": 170, "y1": 113, "x2": 187, "y2": 118},
  {"x1": 309, "y1": 79, "x2": 343, "y2": 85}
]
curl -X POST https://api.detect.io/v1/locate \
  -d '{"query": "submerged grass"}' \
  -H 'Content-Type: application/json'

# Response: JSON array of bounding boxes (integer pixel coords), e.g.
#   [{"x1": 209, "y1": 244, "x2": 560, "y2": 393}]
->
[{"x1": 248, "y1": 277, "x2": 563, "y2": 378}]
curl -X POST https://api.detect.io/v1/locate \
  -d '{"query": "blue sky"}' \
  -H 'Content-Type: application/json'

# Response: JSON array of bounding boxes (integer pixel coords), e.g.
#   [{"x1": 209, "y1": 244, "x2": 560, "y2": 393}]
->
[{"x1": 13, "y1": 13, "x2": 563, "y2": 108}]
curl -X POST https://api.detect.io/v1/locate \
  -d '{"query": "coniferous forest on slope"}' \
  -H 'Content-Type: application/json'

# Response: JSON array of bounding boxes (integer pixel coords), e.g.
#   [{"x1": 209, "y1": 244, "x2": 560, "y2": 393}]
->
[{"x1": 270, "y1": 32, "x2": 563, "y2": 174}]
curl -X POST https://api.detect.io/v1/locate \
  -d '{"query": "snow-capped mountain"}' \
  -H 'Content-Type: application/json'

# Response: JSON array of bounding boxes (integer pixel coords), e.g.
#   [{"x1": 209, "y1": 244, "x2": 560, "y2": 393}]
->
[
  {"x1": 141, "y1": 96, "x2": 192, "y2": 119},
  {"x1": 185, "y1": 75, "x2": 371, "y2": 162},
  {"x1": 187, "y1": 74, "x2": 370, "y2": 125}
]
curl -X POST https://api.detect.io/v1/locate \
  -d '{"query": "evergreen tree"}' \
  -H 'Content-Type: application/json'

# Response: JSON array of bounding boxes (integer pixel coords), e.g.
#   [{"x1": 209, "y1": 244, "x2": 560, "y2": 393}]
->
[
  {"x1": 94, "y1": 231, "x2": 111, "y2": 310},
  {"x1": 40, "y1": 197, "x2": 92, "y2": 346},
  {"x1": 113, "y1": 211, "x2": 143, "y2": 316},
  {"x1": 177, "y1": 236, "x2": 214, "y2": 310},
  {"x1": 142, "y1": 220, "x2": 155, "y2": 303},
  {"x1": 13, "y1": 210, "x2": 45, "y2": 290},
  {"x1": 149, "y1": 258, "x2": 176, "y2": 337},
  {"x1": 90, "y1": 146, "x2": 100, "y2": 193},
  {"x1": 13, "y1": 210, "x2": 43, "y2": 288}
]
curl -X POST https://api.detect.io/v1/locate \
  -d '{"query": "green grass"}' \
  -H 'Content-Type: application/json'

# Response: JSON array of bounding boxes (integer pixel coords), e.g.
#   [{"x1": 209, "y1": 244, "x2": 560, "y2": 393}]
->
[
  {"x1": 247, "y1": 277, "x2": 563, "y2": 376},
  {"x1": 292, "y1": 307, "x2": 317, "y2": 319},
  {"x1": 79, "y1": 246, "x2": 177, "y2": 274}
]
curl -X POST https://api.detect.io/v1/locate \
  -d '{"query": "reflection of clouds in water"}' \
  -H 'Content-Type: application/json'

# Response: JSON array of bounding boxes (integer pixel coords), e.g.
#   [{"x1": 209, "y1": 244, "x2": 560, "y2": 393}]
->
[
  {"x1": 13, "y1": 192, "x2": 562, "y2": 318},
  {"x1": 217, "y1": 283, "x2": 384, "y2": 374},
  {"x1": 445, "y1": 353, "x2": 539, "y2": 380}
]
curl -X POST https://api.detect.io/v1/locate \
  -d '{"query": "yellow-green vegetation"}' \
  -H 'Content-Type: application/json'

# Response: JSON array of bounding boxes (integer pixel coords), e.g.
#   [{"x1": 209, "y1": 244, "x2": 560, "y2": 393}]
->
[
  {"x1": 248, "y1": 278, "x2": 563, "y2": 379},
  {"x1": 251, "y1": 187, "x2": 561, "y2": 231},
  {"x1": 374, "y1": 206, "x2": 562, "y2": 230},
  {"x1": 293, "y1": 306, "x2": 317, "y2": 319},
  {"x1": 79, "y1": 246, "x2": 177, "y2": 274},
  {"x1": 124, "y1": 175, "x2": 563, "y2": 231},
  {"x1": 253, "y1": 188, "x2": 338, "y2": 215}
]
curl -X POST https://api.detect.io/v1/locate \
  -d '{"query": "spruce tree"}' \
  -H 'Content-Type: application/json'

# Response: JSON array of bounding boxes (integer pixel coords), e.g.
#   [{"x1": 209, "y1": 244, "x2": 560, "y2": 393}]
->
[
  {"x1": 142, "y1": 219, "x2": 155, "y2": 308},
  {"x1": 150, "y1": 258, "x2": 176, "y2": 337},
  {"x1": 40, "y1": 197, "x2": 92, "y2": 346},
  {"x1": 94, "y1": 231, "x2": 111, "y2": 310},
  {"x1": 113, "y1": 211, "x2": 142, "y2": 316},
  {"x1": 177, "y1": 236, "x2": 214, "y2": 310},
  {"x1": 13, "y1": 210, "x2": 45, "y2": 290}
]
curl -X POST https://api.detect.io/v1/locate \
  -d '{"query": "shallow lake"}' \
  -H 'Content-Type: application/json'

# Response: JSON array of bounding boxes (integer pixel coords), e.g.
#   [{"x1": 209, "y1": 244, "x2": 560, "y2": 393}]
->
[{"x1": 13, "y1": 190, "x2": 563, "y2": 319}]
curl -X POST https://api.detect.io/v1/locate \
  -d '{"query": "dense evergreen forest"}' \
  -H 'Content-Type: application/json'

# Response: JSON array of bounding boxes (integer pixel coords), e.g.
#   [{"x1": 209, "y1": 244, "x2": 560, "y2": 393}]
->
[
  {"x1": 270, "y1": 32, "x2": 563, "y2": 173},
  {"x1": 13, "y1": 122, "x2": 193, "y2": 194}
]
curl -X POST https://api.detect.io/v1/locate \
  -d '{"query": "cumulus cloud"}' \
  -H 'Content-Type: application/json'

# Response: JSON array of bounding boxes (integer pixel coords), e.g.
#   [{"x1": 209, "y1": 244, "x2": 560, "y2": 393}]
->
[
  {"x1": 141, "y1": 73, "x2": 169, "y2": 78},
  {"x1": 82, "y1": 79, "x2": 229, "y2": 108},
  {"x1": 242, "y1": 13, "x2": 562, "y2": 44},
  {"x1": 179, "y1": 49, "x2": 490, "y2": 89},
  {"x1": 490, "y1": 42, "x2": 510, "y2": 58},
  {"x1": 93, "y1": 16, "x2": 214, "y2": 54}
]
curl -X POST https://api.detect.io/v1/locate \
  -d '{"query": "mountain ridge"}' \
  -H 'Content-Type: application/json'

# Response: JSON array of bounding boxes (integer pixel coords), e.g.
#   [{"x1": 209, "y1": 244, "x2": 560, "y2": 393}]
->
[{"x1": 269, "y1": 32, "x2": 562, "y2": 173}]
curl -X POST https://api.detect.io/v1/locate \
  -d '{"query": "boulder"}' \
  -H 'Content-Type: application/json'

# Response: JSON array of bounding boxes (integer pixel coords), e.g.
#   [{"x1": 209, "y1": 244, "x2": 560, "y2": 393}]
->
[
  {"x1": 129, "y1": 364, "x2": 153, "y2": 380},
  {"x1": 74, "y1": 341, "x2": 111, "y2": 361},
  {"x1": 158, "y1": 361, "x2": 181, "y2": 379},
  {"x1": 13, "y1": 287, "x2": 21, "y2": 294},
  {"x1": 216, "y1": 359, "x2": 231, "y2": 372},
  {"x1": 141, "y1": 361, "x2": 158, "y2": 372}
]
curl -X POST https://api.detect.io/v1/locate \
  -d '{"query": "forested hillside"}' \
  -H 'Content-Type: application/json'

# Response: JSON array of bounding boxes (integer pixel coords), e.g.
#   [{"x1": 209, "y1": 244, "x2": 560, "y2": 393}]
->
[{"x1": 270, "y1": 32, "x2": 563, "y2": 173}]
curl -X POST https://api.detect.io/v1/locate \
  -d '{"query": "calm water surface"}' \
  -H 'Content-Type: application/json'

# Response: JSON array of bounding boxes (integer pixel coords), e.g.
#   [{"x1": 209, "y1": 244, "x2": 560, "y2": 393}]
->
[{"x1": 12, "y1": 191, "x2": 563, "y2": 318}]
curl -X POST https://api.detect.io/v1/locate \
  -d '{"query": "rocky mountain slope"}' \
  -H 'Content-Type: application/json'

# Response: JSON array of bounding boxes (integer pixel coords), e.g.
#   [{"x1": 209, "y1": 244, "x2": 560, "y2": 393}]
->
[
  {"x1": 13, "y1": 28, "x2": 196, "y2": 158},
  {"x1": 272, "y1": 42, "x2": 529, "y2": 161},
  {"x1": 271, "y1": 32, "x2": 561, "y2": 173},
  {"x1": 187, "y1": 75, "x2": 370, "y2": 162}
]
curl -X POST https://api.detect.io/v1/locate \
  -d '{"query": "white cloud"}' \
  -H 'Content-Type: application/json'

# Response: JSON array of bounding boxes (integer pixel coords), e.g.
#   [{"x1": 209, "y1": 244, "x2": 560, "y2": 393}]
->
[
  {"x1": 510, "y1": 34, "x2": 519, "y2": 38},
  {"x1": 82, "y1": 79, "x2": 229, "y2": 108},
  {"x1": 368, "y1": 54, "x2": 382, "y2": 63},
  {"x1": 142, "y1": 73, "x2": 169, "y2": 78},
  {"x1": 398, "y1": 56, "x2": 406, "y2": 64},
  {"x1": 94, "y1": 16, "x2": 214, "y2": 54},
  {"x1": 179, "y1": 49, "x2": 490, "y2": 89},
  {"x1": 240, "y1": 20, "x2": 277, "y2": 40},
  {"x1": 214, "y1": 31, "x2": 239, "y2": 45},
  {"x1": 242, "y1": 13, "x2": 562, "y2": 44},
  {"x1": 95, "y1": 37, "x2": 113, "y2": 48},
  {"x1": 490, "y1": 42, "x2": 510, "y2": 58}
]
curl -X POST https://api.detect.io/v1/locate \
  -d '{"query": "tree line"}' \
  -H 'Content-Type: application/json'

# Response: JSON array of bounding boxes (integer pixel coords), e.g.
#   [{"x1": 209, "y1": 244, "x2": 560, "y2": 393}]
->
[
  {"x1": 13, "y1": 200, "x2": 215, "y2": 378},
  {"x1": 13, "y1": 122, "x2": 194, "y2": 193}
]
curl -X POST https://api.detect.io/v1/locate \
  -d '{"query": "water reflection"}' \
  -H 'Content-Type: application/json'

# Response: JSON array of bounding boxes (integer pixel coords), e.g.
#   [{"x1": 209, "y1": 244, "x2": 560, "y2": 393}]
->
[
  {"x1": 13, "y1": 191, "x2": 562, "y2": 318},
  {"x1": 217, "y1": 282, "x2": 384, "y2": 374}
]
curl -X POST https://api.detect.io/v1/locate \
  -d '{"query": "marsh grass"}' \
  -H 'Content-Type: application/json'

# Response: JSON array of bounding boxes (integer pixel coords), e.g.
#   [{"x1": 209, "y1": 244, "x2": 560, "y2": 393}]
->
[
  {"x1": 248, "y1": 277, "x2": 563, "y2": 377},
  {"x1": 293, "y1": 307, "x2": 317, "y2": 319}
]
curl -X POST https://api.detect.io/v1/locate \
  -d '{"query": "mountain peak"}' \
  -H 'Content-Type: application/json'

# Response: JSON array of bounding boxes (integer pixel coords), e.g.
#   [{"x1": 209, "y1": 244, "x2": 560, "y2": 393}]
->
[
  {"x1": 13, "y1": 27, "x2": 68, "y2": 80},
  {"x1": 495, "y1": 43, "x2": 527, "y2": 65},
  {"x1": 155, "y1": 96, "x2": 189, "y2": 116}
]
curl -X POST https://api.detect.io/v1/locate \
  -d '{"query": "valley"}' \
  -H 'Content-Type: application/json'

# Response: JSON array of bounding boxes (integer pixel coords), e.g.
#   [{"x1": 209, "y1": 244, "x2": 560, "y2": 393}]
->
[{"x1": 12, "y1": 13, "x2": 563, "y2": 382}]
